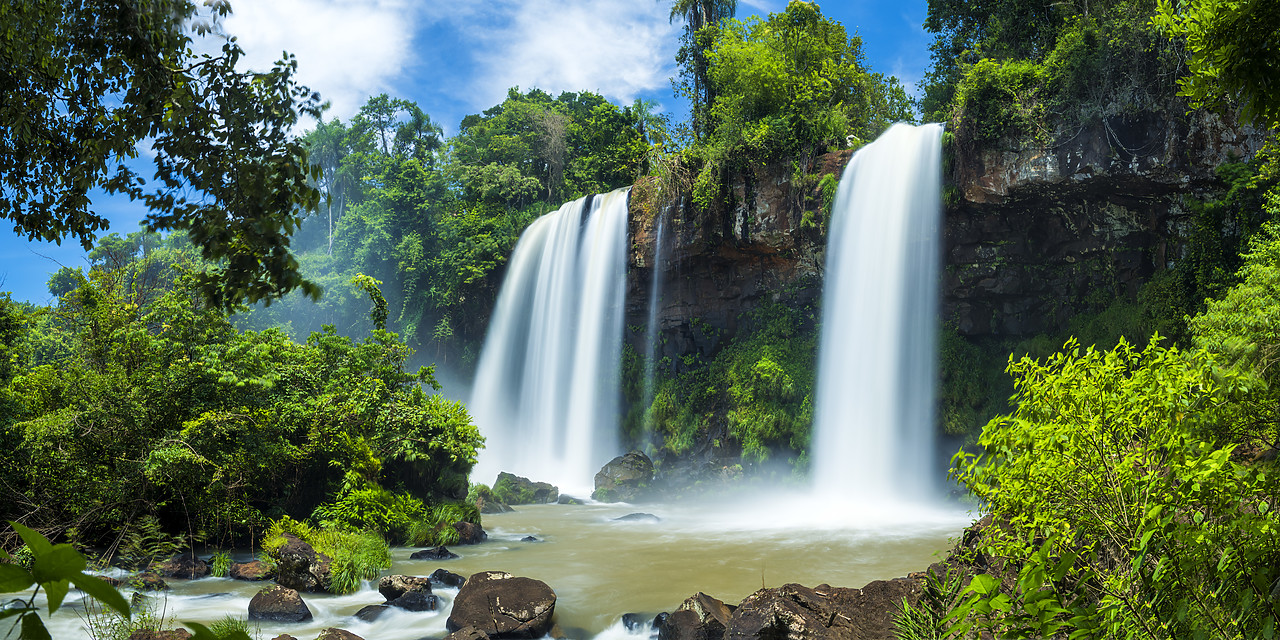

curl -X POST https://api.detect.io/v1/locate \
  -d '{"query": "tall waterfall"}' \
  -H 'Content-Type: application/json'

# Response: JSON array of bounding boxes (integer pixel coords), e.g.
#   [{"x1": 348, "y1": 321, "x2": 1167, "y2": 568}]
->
[
  {"x1": 811, "y1": 123, "x2": 944, "y2": 505},
  {"x1": 469, "y1": 188, "x2": 629, "y2": 495}
]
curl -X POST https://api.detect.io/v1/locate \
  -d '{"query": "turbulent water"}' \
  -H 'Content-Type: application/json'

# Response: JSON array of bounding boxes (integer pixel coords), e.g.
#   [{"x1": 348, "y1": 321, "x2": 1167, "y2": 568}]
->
[
  {"x1": 469, "y1": 189, "x2": 630, "y2": 495},
  {"x1": 811, "y1": 123, "x2": 945, "y2": 506},
  {"x1": 38, "y1": 501, "x2": 964, "y2": 639}
]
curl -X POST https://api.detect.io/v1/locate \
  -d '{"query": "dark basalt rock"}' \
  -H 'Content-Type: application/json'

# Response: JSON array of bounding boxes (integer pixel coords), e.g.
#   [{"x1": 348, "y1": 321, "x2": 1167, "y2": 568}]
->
[
  {"x1": 430, "y1": 568, "x2": 467, "y2": 588},
  {"x1": 724, "y1": 580, "x2": 922, "y2": 640},
  {"x1": 378, "y1": 574, "x2": 432, "y2": 601},
  {"x1": 127, "y1": 630, "x2": 192, "y2": 640},
  {"x1": 269, "y1": 635, "x2": 298, "y2": 640},
  {"x1": 274, "y1": 534, "x2": 332, "y2": 593},
  {"x1": 248, "y1": 584, "x2": 313, "y2": 623},
  {"x1": 593, "y1": 451, "x2": 654, "y2": 502},
  {"x1": 353, "y1": 604, "x2": 388, "y2": 622},
  {"x1": 622, "y1": 613, "x2": 650, "y2": 632},
  {"x1": 315, "y1": 629, "x2": 364, "y2": 640},
  {"x1": 659, "y1": 592, "x2": 735, "y2": 640},
  {"x1": 479, "y1": 498, "x2": 514, "y2": 514},
  {"x1": 229, "y1": 560, "x2": 273, "y2": 581},
  {"x1": 444, "y1": 627, "x2": 490, "y2": 640},
  {"x1": 148, "y1": 554, "x2": 209, "y2": 580},
  {"x1": 614, "y1": 513, "x2": 660, "y2": 523},
  {"x1": 130, "y1": 572, "x2": 168, "y2": 591},
  {"x1": 520, "y1": 535, "x2": 539, "y2": 542},
  {"x1": 389, "y1": 590, "x2": 439, "y2": 611},
  {"x1": 410, "y1": 546, "x2": 459, "y2": 561},
  {"x1": 557, "y1": 495, "x2": 585, "y2": 505},
  {"x1": 453, "y1": 521, "x2": 488, "y2": 545},
  {"x1": 446, "y1": 571, "x2": 557, "y2": 638}
]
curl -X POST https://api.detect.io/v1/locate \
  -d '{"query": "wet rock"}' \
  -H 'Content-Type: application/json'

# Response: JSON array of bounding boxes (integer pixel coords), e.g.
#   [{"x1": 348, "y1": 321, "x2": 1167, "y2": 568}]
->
[
  {"x1": 315, "y1": 629, "x2": 364, "y2": 640},
  {"x1": 353, "y1": 604, "x2": 388, "y2": 622},
  {"x1": 430, "y1": 568, "x2": 467, "y2": 588},
  {"x1": 274, "y1": 534, "x2": 332, "y2": 593},
  {"x1": 622, "y1": 613, "x2": 650, "y2": 632},
  {"x1": 229, "y1": 560, "x2": 273, "y2": 581},
  {"x1": 130, "y1": 572, "x2": 168, "y2": 591},
  {"x1": 659, "y1": 592, "x2": 734, "y2": 640},
  {"x1": 614, "y1": 513, "x2": 660, "y2": 523},
  {"x1": 378, "y1": 574, "x2": 432, "y2": 601},
  {"x1": 521, "y1": 536, "x2": 539, "y2": 542},
  {"x1": 446, "y1": 571, "x2": 557, "y2": 638},
  {"x1": 557, "y1": 495, "x2": 585, "y2": 505},
  {"x1": 493, "y1": 472, "x2": 559, "y2": 504},
  {"x1": 453, "y1": 521, "x2": 488, "y2": 545},
  {"x1": 410, "y1": 546, "x2": 459, "y2": 561},
  {"x1": 269, "y1": 635, "x2": 298, "y2": 640},
  {"x1": 592, "y1": 451, "x2": 654, "y2": 502},
  {"x1": 479, "y1": 498, "x2": 514, "y2": 514},
  {"x1": 444, "y1": 627, "x2": 490, "y2": 640},
  {"x1": 724, "y1": 580, "x2": 922, "y2": 640},
  {"x1": 389, "y1": 590, "x2": 439, "y2": 611},
  {"x1": 127, "y1": 630, "x2": 192, "y2": 640},
  {"x1": 248, "y1": 584, "x2": 313, "y2": 623},
  {"x1": 148, "y1": 554, "x2": 209, "y2": 580}
]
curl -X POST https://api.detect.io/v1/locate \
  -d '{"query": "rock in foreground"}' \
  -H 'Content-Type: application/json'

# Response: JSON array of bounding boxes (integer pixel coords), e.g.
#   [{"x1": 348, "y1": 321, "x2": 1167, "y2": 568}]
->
[
  {"x1": 494, "y1": 472, "x2": 559, "y2": 504},
  {"x1": 446, "y1": 571, "x2": 557, "y2": 638},
  {"x1": 726, "y1": 580, "x2": 922, "y2": 640},
  {"x1": 248, "y1": 584, "x2": 313, "y2": 623}
]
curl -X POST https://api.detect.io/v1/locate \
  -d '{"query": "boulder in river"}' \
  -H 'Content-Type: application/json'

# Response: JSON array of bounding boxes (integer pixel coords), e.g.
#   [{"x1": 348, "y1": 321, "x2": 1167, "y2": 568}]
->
[
  {"x1": 315, "y1": 629, "x2": 364, "y2": 640},
  {"x1": 127, "y1": 629, "x2": 192, "y2": 640},
  {"x1": 248, "y1": 584, "x2": 313, "y2": 623},
  {"x1": 556, "y1": 495, "x2": 585, "y2": 505},
  {"x1": 430, "y1": 568, "x2": 467, "y2": 588},
  {"x1": 411, "y1": 546, "x2": 459, "y2": 560},
  {"x1": 353, "y1": 604, "x2": 388, "y2": 622},
  {"x1": 389, "y1": 590, "x2": 439, "y2": 611},
  {"x1": 274, "y1": 534, "x2": 332, "y2": 593},
  {"x1": 614, "y1": 513, "x2": 660, "y2": 523},
  {"x1": 493, "y1": 472, "x2": 559, "y2": 504},
  {"x1": 148, "y1": 554, "x2": 209, "y2": 580},
  {"x1": 453, "y1": 521, "x2": 488, "y2": 545},
  {"x1": 446, "y1": 571, "x2": 557, "y2": 638},
  {"x1": 592, "y1": 451, "x2": 654, "y2": 502},
  {"x1": 229, "y1": 560, "x2": 273, "y2": 581},
  {"x1": 378, "y1": 574, "x2": 432, "y2": 600},
  {"x1": 444, "y1": 627, "x2": 491, "y2": 640},
  {"x1": 521, "y1": 535, "x2": 539, "y2": 542},
  {"x1": 659, "y1": 592, "x2": 735, "y2": 640},
  {"x1": 130, "y1": 572, "x2": 168, "y2": 591},
  {"x1": 724, "y1": 580, "x2": 922, "y2": 640}
]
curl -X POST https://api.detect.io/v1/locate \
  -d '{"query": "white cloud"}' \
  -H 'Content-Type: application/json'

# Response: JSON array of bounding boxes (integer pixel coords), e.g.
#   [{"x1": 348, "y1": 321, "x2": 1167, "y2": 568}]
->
[
  {"x1": 217, "y1": 0, "x2": 421, "y2": 119},
  {"x1": 441, "y1": 0, "x2": 680, "y2": 110}
]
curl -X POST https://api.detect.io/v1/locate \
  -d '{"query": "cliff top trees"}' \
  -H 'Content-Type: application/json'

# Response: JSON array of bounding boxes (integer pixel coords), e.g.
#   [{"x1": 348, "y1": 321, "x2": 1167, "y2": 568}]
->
[
  {"x1": 0, "y1": 0, "x2": 322, "y2": 310},
  {"x1": 671, "y1": 0, "x2": 739, "y2": 139}
]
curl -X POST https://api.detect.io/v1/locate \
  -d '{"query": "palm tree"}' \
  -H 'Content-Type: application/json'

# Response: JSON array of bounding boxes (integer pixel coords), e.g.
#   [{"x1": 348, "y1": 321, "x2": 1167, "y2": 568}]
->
[{"x1": 668, "y1": 0, "x2": 738, "y2": 137}]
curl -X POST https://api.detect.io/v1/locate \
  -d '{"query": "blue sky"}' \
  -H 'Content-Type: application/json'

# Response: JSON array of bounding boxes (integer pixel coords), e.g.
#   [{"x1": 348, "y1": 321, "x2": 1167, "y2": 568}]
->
[{"x1": 1, "y1": 0, "x2": 932, "y2": 305}]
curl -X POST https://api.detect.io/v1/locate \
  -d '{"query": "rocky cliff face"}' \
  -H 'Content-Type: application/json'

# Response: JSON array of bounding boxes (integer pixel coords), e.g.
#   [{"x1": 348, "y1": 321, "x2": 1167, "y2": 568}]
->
[{"x1": 625, "y1": 110, "x2": 1267, "y2": 349}]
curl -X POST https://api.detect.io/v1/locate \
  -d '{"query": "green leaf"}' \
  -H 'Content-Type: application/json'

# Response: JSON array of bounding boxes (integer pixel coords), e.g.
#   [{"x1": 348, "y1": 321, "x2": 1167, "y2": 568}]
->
[
  {"x1": 968, "y1": 573, "x2": 1000, "y2": 595},
  {"x1": 19, "y1": 611, "x2": 51, "y2": 640},
  {"x1": 43, "y1": 579, "x2": 68, "y2": 615},
  {"x1": 8, "y1": 523, "x2": 51, "y2": 557},
  {"x1": 186, "y1": 621, "x2": 252, "y2": 640},
  {"x1": 0, "y1": 564, "x2": 34, "y2": 593},
  {"x1": 72, "y1": 574, "x2": 131, "y2": 619},
  {"x1": 30, "y1": 545, "x2": 85, "y2": 584},
  {"x1": 0, "y1": 607, "x2": 30, "y2": 621}
]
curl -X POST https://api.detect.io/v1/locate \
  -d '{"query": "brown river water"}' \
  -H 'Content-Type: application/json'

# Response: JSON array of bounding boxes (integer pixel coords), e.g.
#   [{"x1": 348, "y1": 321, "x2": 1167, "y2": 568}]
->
[{"x1": 35, "y1": 496, "x2": 972, "y2": 639}]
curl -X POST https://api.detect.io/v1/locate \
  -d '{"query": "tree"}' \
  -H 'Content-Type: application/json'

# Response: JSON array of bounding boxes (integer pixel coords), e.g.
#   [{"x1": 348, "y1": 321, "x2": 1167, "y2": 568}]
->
[
  {"x1": 1153, "y1": 0, "x2": 1280, "y2": 128},
  {"x1": 0, "y1": 0, "x2": 323, "y2": 311},
  {"x1": 670, "y1": 0, "x2": 739, "y2": 138}
]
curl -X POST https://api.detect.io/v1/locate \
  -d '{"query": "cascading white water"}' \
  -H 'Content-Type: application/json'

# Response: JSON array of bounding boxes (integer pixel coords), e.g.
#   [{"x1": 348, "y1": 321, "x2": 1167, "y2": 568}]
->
[
  {"x1": 811, "y1": 123, "x2": 944, "y2": 506},
  {"x1": 469, "y1": 188, "x2": 630, "y2": 495}
]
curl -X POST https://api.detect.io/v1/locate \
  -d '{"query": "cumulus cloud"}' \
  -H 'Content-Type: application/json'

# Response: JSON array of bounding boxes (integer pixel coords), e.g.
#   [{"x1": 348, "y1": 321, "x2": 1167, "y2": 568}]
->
[
  {"x1": 432, "y1": 0, "x2": 680, "y2": 110},
  {"x1": 217, "y1": 0, "x2": 421, "y2": 119}
]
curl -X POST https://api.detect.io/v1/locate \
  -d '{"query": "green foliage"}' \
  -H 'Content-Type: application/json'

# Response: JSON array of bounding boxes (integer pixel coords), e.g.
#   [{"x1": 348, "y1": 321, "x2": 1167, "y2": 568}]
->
[
  {"x1": 1, "y1": 521, "x2": 131, "y2": 640},
  {"x1": 117, "y1": 516, "x2": 182, "y2": 572},
  {"x1": 894, "y1": 568, "x2": 968, "y2": 640},
  {"x1": 0, "y1": 0, "x2": 323, "y2": 311},
  {"x1": 949, "y1": 338, "x2": 1280, "y2": 638},
  {"x1": 208, "y1": 552, "x2": 232, "y2": 579},
  {"x1": 642, "y1": 300, "x2": 816, "y2": 468},
  {"x1": 262, "y1": 518, "x2": 390, "y2": 595},
  {"x1": 1153, "y1": 0, "x2": 1280, "y2": 128},
  {"x1": 405, "y1": 503, "x2": 481, "y2": 547},
  {"x1": 310, "y1": 473, "x2": 426, "y2": 542},
  {"x1": 952, "y1": 59, "x2": 1045, "y2": 145}
]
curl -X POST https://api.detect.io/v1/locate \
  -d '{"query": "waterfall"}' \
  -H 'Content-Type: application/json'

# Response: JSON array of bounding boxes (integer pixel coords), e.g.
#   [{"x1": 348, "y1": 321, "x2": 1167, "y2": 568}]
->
[
  {"x1": 640, "y1": 210, "x2": 668, "y2": 426},
  {"x1": 469, "y1": 188, "x2": 630, "y2": 495},
  {"x1": 810, "y1": 123, "x2": 944, "y2": 505}
]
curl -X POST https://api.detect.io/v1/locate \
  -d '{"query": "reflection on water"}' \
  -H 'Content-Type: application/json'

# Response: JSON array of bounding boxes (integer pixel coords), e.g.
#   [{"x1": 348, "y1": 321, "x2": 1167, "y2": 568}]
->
[{"x1": 37, "y1": 499, "x2": 970, "y2": 639}]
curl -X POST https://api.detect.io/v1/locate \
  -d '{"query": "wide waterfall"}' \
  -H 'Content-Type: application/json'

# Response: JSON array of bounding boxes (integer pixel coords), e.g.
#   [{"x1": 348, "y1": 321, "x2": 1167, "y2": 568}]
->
[
  {"x1": 811, "y1": 123, "x2": 944, "y2": 506},
  {"x1": 469, "y1": 188, "x2": 630, "y2": 495}
]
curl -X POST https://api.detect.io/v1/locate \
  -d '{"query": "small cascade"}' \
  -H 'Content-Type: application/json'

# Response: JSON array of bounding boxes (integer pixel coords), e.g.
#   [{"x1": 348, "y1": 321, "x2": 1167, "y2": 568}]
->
[
  {"x1": 470, "y1": 188, "x2": 630, "y2": 494},
  {"x1": 640, "y1": 209, "x2": 669, "y2": 425},
  {"x1": 810, "y1": 123, "x2": 944, "y2": 506}
]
